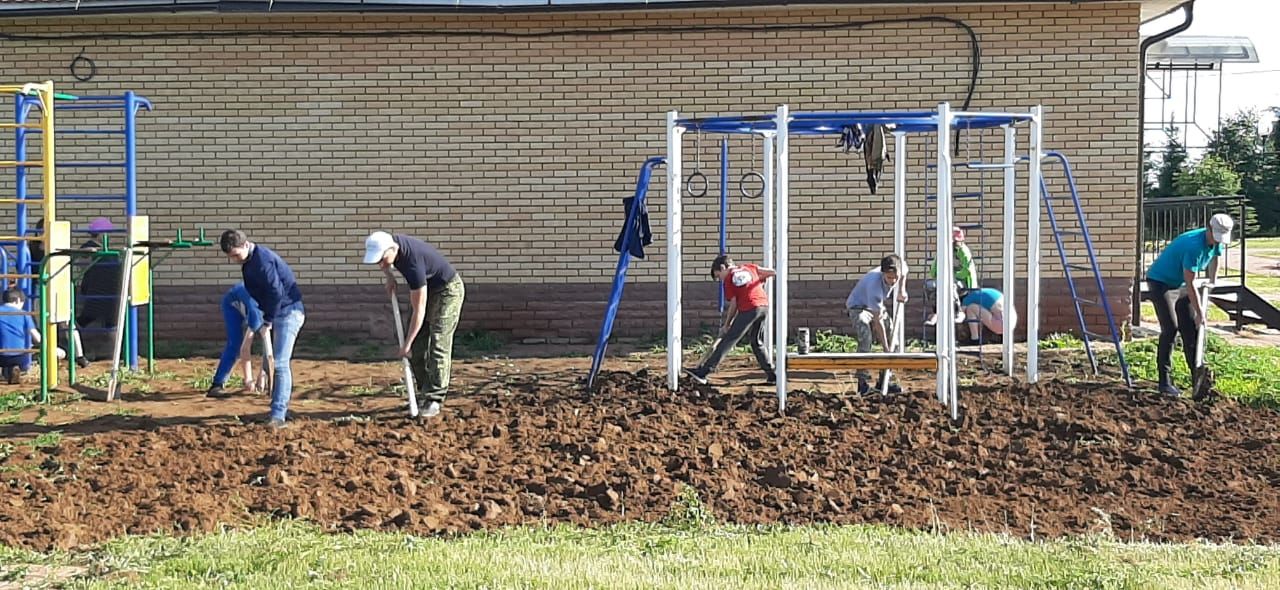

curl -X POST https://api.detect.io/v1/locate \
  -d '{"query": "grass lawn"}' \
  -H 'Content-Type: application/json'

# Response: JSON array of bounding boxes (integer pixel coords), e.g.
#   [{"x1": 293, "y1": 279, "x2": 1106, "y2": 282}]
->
[{"x1": 2, "y1": 521, "x2": 1279, "y2": 589}]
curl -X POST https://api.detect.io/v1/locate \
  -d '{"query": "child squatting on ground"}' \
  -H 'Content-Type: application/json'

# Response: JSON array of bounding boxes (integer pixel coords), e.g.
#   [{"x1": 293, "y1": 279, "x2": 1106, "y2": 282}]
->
[
  {"x1": 846, "y1": 255, "x2": 908, "y2": 395},
  {"x1": 0, "y1": 288, "x2": 55, "y2": 385},
  {"x1": 683, "y1": 255, "x2": 776, "y2": 385}
]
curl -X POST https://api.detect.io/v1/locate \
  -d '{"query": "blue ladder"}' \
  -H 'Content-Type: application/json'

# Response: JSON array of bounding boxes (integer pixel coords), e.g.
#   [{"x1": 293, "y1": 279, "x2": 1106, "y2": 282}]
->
[
  {"x1": 587, "y1": 156, "x2": 665, "y2": 390},
  {"x1": 1039, "y1": 151, "x2": 1132, "y2": 387}
]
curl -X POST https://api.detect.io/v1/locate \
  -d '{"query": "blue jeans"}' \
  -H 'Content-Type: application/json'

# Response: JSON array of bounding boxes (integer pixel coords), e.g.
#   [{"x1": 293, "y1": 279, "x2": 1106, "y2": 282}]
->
[
  {"x1": 0, "y1": 354, "x2": 31, "y2": 381},
  {"x1": 268, "y1": 302, "x2": 305, "y2": 421},
  {"x1": 213, "y1": 299, "x2": 247, "y2": 387}
]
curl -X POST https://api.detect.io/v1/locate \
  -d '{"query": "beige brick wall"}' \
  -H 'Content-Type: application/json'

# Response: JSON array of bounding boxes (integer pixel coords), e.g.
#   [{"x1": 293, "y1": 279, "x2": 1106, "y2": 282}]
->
[{"x1": 1, "y1": 3, "x2": 1140, "y2": 339}]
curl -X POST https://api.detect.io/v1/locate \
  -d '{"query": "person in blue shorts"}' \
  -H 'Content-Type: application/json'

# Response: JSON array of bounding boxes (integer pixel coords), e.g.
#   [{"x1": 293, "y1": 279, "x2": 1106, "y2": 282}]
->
[
  {"x1": 206, "y1": 283, "x2": 265, "y2": 399},
  {"x1": 1144, "y1": 213, "x2": 1232, "y2": 397},
  {"x1": 960, "y1": 287, "x2": 1016, "y2": 343}
]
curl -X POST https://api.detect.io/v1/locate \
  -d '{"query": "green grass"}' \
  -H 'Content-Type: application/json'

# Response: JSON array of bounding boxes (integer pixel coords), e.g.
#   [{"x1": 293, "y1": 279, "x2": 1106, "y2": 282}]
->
[
  {"x1": 0, "y1": 521, "x2": 1277, "y2": 589},
  {"x1": 1243, "y1": 272, "x2": 1280, "y2": 294},
  {"x1": 0, "y1": 390, "x2": 36, "y2": 413},
  {"x1": 454, "y1": 330, "x2": 507, "y2": 357},
  {"x1": 80, "y1": 370, "x2": 159, "y2": 394},
  {"x1": 1243, "y1": 236, "x2": 1280, "y2": 253},
  {"x1": 1137, "y1": 302, "x2": 1231, "y2": 325},
  {"x1": 345, "y1": 383, "x2": 383, "y2": 397},
  {"x1": 1041, "y1": 332, "x2": 1084, "y2": 350},
  {"x1": 187, "y1": 368, "x2": 238, "y2": 391},
  {"x1": 27, "y1": 430, "x2": 62, "y2": 449}
]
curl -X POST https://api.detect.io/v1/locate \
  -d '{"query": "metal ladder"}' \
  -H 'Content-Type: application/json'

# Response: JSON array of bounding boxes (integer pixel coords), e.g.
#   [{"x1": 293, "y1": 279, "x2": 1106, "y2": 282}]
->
[
  {"x1": 0, "y1": 82, "x2": 57, "y2": 397},
  {"x1": 1039, "y1": 151, "x2": 1132, "y2": 387}
]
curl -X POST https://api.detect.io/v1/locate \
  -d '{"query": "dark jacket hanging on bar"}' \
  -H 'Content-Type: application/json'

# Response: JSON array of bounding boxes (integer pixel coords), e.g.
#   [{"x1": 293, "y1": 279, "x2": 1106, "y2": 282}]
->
[{"x1": 613, "y1": 196, "x2": 652, "y2": 259}]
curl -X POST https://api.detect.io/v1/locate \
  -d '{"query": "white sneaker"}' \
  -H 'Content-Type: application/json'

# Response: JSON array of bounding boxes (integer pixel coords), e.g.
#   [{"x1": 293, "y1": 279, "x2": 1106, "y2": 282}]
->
[{"x1": 423, "y1": 401, "x2": 442, "y2": 418}]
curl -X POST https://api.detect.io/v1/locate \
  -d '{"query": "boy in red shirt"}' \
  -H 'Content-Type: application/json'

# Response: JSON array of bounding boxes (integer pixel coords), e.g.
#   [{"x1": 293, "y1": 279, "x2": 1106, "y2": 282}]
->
[{"x1": 684, "y1": 255, "x2": 777, "y2": 384}]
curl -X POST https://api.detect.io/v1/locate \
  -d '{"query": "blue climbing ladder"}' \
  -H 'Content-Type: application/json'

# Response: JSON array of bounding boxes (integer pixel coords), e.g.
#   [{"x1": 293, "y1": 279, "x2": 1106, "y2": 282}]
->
[
  {"x1": 587, "y1": 156, "x2": 665, "y2": 390},
  {"x1": 1039, "y1": 151, "x2": 1132, "y2": 387}
]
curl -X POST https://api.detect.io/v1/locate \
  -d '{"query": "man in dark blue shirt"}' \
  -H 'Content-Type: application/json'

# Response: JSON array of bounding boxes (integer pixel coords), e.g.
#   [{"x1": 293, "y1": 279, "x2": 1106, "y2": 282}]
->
[
  {"x1": 364, "y1": 231, "x2": 465, "y2": 419},
  {"x1": 221, "y1": 229, "x2": 306, "y2": 427}
]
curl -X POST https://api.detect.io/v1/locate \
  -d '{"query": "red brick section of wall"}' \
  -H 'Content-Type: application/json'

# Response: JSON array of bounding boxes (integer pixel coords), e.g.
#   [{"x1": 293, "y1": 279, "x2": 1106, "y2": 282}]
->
[{"x1": 151, "y1": 279, "x2": 1131, "y2": 345}]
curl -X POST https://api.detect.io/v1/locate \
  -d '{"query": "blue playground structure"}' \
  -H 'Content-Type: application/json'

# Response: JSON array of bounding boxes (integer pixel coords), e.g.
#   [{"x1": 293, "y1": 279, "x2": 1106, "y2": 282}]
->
[
  {"x1": 1039, "y1": 151, "x2": 1132, "y2": 387},
  {"x1": 589, "y1": 105, "x2": 1132, "y2": 418},
  {"x1": 10, "y1": 91, "x2": 152, "y2": 372},
  {"x1": 587, "y1": 156, "x2": 664, "y2": 390}
]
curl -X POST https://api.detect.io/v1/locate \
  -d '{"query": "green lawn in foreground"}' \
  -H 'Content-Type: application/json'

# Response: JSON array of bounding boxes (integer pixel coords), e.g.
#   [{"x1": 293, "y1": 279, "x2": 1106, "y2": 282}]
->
[{"x1": 2, "y1": 521, "x2": 1279, "y2": 590}]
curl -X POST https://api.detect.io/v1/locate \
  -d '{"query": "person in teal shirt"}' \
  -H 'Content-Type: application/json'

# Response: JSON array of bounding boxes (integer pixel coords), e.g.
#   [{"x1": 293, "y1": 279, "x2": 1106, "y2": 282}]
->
[
  {"x1": 1144, "y1": 213, "x2": 1233, "y2": 397},
  {"x1": 960, "y1": 287, "x2": 1016, "y2": 343}
]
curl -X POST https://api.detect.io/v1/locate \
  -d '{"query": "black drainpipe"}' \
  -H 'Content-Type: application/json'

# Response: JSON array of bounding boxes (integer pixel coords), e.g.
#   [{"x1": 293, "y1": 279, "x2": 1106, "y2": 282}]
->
[{"x1": 1133, "y1": 1, "x2": 1195, "y2": 327}]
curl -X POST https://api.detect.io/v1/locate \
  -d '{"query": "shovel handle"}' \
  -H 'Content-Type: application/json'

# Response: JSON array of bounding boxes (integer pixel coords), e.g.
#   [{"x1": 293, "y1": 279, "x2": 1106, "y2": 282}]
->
[
  {"x1": 261, "y1": 326, "x2": 275, "y2": 394},
  {"x1": 390, "y1": 292, "x2": 420, "y2": 417}
]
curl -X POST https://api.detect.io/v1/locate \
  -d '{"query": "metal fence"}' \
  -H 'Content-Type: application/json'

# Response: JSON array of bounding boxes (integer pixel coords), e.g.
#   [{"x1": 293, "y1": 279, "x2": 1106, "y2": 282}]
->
[{"x1": 1133, "y1": 194, "x2": 1249, "y2": 323}]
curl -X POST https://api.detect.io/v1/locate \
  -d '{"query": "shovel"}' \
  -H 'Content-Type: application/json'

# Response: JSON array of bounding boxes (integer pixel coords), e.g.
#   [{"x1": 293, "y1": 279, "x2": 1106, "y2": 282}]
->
[
  {"x1": 1191, "y1": 282, "x2": 1216, "y2": 402},
  {"x1": 106, "y1": 240, "x2": 135, "y2": 401},
  {"x1": 390, "y1": 291, "x2": 420, "y2": 417},
  {"x1": 261, "y1": 326, "x2": 275, "y2": 398}
]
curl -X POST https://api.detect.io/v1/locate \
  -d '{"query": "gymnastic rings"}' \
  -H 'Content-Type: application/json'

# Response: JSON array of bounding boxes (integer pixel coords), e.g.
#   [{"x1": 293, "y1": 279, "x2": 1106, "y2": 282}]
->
[
  {"x1": 685, "y1": 171, "x2": 708, "y2": 198},
  {"x1": 685, "y1": 132, "x2": 708, "y2": 198},
  {"x1": 70, "y1": 49, "x2": 97, "y2": 82},
  {"x1": 739, "y1": 171, "x2": 765, "y2": 199}
]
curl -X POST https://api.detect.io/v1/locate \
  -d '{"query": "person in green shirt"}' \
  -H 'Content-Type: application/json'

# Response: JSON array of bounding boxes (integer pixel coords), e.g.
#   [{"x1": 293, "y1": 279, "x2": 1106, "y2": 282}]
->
[{"x1": 925, "y1": 227, "x2": 978, "y2": 326}]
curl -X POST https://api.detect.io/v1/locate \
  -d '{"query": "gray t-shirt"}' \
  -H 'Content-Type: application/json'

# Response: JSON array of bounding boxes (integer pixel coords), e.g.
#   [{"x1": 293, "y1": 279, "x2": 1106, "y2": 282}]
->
[{"x1": 846, "y1": 269, "x2": 891, "y2": 310}]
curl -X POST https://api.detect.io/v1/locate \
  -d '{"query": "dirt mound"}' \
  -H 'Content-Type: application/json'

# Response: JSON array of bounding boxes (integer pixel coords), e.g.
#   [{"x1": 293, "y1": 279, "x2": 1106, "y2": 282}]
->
[{"x1": 2, "y1": 369, "x2": 1279, "y2": 551}]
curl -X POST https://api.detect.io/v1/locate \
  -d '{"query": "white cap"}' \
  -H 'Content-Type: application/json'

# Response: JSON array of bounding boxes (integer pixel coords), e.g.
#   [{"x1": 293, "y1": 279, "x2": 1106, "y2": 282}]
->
[
  {"x1": 362, "y1": 231, "x2": 396, "y2": 264},
  {"x1": 1209, "y1": 213, "x2": 1234, "y2": 244}
]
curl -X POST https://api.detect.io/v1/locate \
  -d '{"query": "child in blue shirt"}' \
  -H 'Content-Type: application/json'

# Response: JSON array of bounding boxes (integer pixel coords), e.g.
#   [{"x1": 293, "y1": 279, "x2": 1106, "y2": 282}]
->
[
  {"x1": 206, "y1": 283, "x2": 265, "y2": 398},
  {"x1": 0, "y1": 288, "x2": 42, "y2": 385}
]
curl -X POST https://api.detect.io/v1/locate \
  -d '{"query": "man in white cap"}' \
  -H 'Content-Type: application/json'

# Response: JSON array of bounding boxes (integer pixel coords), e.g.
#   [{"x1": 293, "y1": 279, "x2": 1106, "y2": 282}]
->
[
  {"x1": 363, "y1": 231, "x2": 465, "y2": 418},
  {"x1": 1144, "y1": 213, "x2": 1233, "y2": 397}
]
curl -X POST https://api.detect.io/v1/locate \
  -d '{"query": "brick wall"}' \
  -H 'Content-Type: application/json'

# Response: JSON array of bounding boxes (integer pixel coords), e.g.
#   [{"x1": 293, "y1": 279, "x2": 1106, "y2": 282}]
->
[{"x1": 1, "y1": 2, "x2": 1140, "y2": 342}]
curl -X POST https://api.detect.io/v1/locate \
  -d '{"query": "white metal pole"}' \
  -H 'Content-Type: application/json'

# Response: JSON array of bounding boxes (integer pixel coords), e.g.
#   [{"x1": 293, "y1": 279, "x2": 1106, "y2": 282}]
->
[
  {"x1": 762, "y1": 131, "x2": 776, "y2": 351},
  {"x1": 883, "y1": 131, "x2": 908, "y2": 396},
  {"x1": 775, "y1": 106, "x2": 790, "y2": 413},
  {"x1": 936, "y1": 103, "x2": 955, "y2": 416},
  {"x1": 666, "y1": 111, "x2": 683, "y2": 392},
  {"x1": 1027, "y1": 106, "x2": 1044, "y2": 383},
  {"x1": 1001, "y1": 124, "x2": 1017, "y2": 376}
]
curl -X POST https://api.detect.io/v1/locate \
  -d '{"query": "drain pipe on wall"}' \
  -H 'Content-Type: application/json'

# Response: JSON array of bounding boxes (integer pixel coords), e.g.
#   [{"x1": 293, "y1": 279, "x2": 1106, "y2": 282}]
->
[{"x1": 1132, "y1": 1, "x2": 1196, "y2": 327}]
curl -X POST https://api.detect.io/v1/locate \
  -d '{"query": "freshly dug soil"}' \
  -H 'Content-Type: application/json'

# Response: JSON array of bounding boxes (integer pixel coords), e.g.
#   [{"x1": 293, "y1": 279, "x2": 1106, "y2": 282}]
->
[{"x1": 2, "y1": 369, "x2": 1278, "y2": 551}]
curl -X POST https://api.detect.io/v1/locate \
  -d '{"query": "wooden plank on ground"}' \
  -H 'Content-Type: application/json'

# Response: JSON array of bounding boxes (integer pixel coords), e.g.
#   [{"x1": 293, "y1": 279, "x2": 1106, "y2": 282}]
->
[{"x1": 786, "y1": 353, "x2": 938, "y2": 371}]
